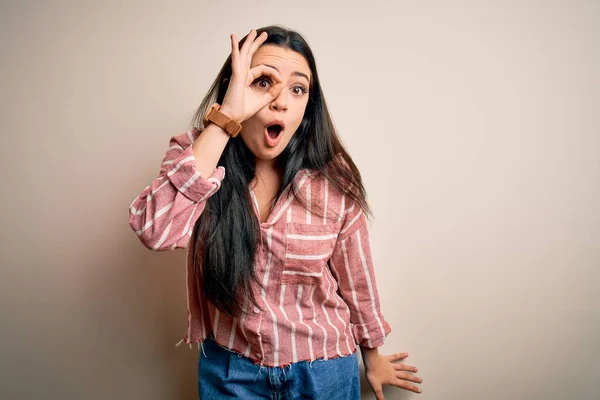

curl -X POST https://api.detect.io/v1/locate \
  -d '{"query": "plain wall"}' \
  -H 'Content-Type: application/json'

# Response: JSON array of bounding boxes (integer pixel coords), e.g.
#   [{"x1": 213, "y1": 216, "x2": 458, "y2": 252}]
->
[{"x1": 1, "y1": 0, "x2": 598, "y2": 398}]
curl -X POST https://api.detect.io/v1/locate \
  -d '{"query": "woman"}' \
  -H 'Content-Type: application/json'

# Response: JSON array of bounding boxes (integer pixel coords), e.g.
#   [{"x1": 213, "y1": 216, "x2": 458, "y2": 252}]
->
[{"x1": 129, "y1": 25, "x2": 423, "y2": 399}]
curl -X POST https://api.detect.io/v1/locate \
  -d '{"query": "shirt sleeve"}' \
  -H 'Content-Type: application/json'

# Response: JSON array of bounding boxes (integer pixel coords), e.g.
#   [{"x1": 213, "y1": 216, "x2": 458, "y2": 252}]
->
[
  {"x1": 128, "y1": 128, "x2": 225, "y2": 251},
  {"x1": 328, "y1": 196, "x2": 392, "y2": 348}
]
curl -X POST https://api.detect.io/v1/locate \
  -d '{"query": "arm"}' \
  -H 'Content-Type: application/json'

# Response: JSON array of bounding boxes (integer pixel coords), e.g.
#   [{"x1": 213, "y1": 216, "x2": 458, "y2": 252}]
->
[
  {"x1": 128, "y1": 127, "x2": 228, "y2": 251},
  {"x1": 328, "y1": 197, "x2": 392, "y2": 351},
  {"x1": 329, "y1": 198, "x2": 424, "y2": 397}
]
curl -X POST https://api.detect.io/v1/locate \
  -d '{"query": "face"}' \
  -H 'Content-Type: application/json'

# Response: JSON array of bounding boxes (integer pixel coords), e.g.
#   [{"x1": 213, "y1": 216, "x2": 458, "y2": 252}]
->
[{"x1": 239, "y1": 44, "x2": 311, "y2": 163}]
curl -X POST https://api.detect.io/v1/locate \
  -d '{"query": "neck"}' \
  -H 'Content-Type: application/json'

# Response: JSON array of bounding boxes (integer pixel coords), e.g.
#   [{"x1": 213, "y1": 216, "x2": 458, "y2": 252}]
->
[
  {"x1": 253, "y1": 157, "x2": 282, "y2": 189},
  {"x1": 255, "y1": 157, "x2": 280, "y2": 175}
]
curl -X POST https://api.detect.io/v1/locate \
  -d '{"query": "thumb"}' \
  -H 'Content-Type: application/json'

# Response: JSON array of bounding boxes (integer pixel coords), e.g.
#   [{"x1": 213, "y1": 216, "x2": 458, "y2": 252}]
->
[
  {"x1": 258, "y1": 82, "x2": 283, "y2": 108},
  {"x1": 267, "y1": 81, "x2": 284, "y2": 99},
  {"x1": 372, "y1": 382, "x2": 384, "y2": 400}
]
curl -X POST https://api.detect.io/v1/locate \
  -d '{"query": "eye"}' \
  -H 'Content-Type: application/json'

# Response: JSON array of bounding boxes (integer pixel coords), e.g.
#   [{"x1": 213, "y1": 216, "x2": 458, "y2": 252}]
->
[
  {"x1": 292, "y1": 85, "x2": 309, "y2": 96},
  {"x1": 253, "y1": 77, "x2": 308, "y2": 96},
  {"x1": 254, "y1": 77, "x2": 271, "y2": 89}
]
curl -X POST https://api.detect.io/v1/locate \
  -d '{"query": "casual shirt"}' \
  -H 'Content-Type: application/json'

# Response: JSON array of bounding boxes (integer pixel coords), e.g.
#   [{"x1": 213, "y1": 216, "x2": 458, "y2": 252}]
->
[{"x1": 128, "y1": 127, "x2": 391, "y2": 367}]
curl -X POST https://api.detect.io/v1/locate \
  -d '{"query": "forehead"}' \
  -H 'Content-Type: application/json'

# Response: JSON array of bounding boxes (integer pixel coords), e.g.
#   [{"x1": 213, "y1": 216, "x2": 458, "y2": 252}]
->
[{"x1": 251, "y1": 45, "x2": 311, "y2": 80}]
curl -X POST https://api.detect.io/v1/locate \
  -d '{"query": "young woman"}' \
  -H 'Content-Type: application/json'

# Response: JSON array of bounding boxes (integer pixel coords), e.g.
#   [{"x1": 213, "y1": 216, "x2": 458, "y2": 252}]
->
[{"x1": 129, "y1": 25, "x2": 422, "y2": 399}]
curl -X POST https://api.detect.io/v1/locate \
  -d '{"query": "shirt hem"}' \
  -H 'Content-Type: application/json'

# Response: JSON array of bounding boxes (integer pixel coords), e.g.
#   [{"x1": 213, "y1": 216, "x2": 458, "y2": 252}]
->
[{"x1": 176, "y1": 334, "x2": 359, "y2": 368}]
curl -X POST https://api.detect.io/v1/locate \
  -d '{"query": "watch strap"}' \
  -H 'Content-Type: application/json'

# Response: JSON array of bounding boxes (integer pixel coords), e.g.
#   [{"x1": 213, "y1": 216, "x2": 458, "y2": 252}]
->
[{"x1": 203, "y1": 103, "x2": 242, "y2": 137}]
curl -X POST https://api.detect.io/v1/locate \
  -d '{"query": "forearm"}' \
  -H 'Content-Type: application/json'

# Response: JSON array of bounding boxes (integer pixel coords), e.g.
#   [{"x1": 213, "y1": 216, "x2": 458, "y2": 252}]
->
[{"x1": 192, "y1": 122, "x2": 232, "y2": 178}]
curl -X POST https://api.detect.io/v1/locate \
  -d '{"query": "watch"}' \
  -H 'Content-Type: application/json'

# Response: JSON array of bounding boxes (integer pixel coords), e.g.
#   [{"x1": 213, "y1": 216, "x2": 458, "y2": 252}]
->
[{"x1": 202, "y1": 103, "x2": 242, "y2": 137}]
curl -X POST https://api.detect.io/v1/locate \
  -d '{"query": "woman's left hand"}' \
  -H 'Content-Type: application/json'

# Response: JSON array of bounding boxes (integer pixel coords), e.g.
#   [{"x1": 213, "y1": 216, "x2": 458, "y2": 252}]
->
[{"x1": 364, "y1": 352, "x2": 423, "y2": 399}]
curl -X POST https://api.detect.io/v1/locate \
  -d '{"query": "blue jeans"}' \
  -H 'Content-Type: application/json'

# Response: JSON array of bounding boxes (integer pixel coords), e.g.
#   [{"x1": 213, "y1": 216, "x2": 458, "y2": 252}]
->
[{"x1": 198, "y1": 336, "x2": 360, "y2": 399}]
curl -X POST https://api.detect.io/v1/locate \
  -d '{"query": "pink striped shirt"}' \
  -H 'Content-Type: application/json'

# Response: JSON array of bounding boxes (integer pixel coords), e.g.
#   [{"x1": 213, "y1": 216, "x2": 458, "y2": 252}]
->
[{"x1": 128, "y1": 127, "x2": 391, "y2": 367}]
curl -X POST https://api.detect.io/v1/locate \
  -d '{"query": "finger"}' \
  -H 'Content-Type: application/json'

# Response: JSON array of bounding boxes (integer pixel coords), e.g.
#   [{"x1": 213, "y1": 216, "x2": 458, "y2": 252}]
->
[
  {"x1": 392, "y1": 377, "x2": 422, "y2": 394},
  {"x1": 254, "y1": 83, "x2": 283, "y2": 111},
  {"x1": 392, "y1": 362, "x2": 418, "y2": 373},
  {"x1": 246, "y1": 65, "x2": 283, "y2": 87},
  {"x1": 240, "y1": 28, "x2": 257, "y2": 58},
  {"x1": 386, "y1": 352, "x2": 408, "y2": 361},
  {"x1": 267, "y1": 81, "x2": 284, "y2": 99},
  {"x1": 247, "y1": 31, "x2": 268, "y2": 62},
  {"x1": 230, "y1": 34, "x2": 240, "y2": 74},
  {"x1": 263, "y1": 81, "x2": 284, "y2": 105},
  {"x1": 369, "y1": 379, "x2": 384, "y2": 400},
  {"x1": 395, "y1": 371, "x2": 423, "y2": 384},
  {"x1": 249, "y1": 64, "x2": 283, "y2": 83}
]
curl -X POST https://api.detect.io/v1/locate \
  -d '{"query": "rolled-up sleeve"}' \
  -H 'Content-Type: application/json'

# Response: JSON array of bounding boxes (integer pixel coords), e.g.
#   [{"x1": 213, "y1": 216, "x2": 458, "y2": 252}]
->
[
  {"x1": 328, "y1": 199, "x2": 392, "y2": 348},
  {"x1": 164, "y1": 144, "x2": 224, "y2": 203},
  {"x1": 128, "y1": 129, "x2": 225, "y2": 251}
]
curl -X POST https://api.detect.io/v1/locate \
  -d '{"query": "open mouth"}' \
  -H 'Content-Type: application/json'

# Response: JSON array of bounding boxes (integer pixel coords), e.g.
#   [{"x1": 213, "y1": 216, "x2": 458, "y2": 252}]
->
[{"x1": 266, "y1": 123, "x2": 284, "y2": 138}]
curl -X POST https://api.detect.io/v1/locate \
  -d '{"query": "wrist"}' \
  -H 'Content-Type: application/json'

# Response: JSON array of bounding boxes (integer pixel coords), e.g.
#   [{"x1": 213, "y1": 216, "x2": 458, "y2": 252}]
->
[
  {"x1": 359, "y1": 346, "x2": 380, "y2": 368},
  {"x1": 202, "y1": 102, "x2": 243, "y2": 137},
  {"x1": 219, "y1": 104, "x2": 243, "y2": 123},
  {"x1": 201, "y1": 120, "x2": 235, "y2": 140}
]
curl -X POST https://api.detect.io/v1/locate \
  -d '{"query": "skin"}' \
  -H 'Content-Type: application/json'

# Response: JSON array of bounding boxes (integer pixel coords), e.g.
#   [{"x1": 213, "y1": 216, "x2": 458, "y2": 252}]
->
[
  {"x1": 225, "y1": 29, "x2": 424, "y2": 397},
  {"x1": 238, "y1": 44, "x2": 311, "y2": 218},
  {"x1": 220, "y1": 32, "x2": 312, "y2": 216},
  {"x1": 240, "y1": 44, "x2": 311, "y2": 174}
]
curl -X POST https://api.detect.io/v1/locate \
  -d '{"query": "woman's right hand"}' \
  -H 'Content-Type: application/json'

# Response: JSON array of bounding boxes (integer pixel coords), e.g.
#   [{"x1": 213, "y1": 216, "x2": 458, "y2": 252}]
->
[{"x1": 220, "y1": 29, "x2": 284, "y2": 123}]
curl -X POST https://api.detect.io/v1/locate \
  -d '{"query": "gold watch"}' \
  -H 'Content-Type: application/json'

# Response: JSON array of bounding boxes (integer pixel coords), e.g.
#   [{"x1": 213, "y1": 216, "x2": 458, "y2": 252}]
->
[{"x1": 202, "y1": 103, "x2": 242, "y2": 137}]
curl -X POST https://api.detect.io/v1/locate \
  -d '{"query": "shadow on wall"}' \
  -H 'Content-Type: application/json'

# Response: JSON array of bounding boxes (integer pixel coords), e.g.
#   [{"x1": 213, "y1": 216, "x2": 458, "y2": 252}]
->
[{"x1": 87, "y1": 219, "x2": 198, "y2": 399}]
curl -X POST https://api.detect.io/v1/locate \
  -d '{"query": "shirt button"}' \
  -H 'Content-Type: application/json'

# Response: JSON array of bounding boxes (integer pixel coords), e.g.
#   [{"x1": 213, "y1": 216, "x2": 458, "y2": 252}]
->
[
  {"x1": 256, "y1": 353, "x2": 262, "y2": 359},
  {"x1": 253, "y1": 307, "x2": 260, "y2": 313}
]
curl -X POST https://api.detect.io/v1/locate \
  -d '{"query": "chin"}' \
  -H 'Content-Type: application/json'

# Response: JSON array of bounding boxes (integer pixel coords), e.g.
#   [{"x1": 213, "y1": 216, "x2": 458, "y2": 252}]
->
[{"x1": 253, "y1": 148, "x2": 283, "y2": 161}]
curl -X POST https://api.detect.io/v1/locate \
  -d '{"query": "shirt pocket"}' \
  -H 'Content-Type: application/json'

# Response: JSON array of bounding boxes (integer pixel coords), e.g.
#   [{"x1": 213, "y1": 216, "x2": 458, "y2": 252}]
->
[{"x1": 282, "y1": 222, "x2": 341, "y2": 285}]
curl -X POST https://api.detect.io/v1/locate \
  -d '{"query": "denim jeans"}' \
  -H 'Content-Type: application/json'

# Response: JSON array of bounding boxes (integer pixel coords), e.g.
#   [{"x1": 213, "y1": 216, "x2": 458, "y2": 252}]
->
[{"x1": 198, "y1": 336, "x2": 360, "y2": 399}]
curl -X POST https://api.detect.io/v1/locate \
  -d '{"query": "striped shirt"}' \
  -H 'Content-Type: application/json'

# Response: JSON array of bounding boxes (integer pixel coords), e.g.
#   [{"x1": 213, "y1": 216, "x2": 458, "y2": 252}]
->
[{"x1": 128, "y1": 127, "x2": 391, "y2": 367}]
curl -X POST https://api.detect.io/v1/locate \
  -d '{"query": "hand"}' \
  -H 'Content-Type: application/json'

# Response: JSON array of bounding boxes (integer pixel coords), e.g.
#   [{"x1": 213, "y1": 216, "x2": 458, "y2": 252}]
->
[
  {"x1": 220, "y1": 29, "x2": 284, "y2": 123},
  {"x1": 364, "y1": 352, "x2": 423, "y2": 399}
]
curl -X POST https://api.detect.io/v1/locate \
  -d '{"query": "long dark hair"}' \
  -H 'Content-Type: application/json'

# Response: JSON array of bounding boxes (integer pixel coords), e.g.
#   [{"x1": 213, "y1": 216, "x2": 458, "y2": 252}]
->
[{"x1": 188, "y1": 25, "x2": 372, "y2": 317}]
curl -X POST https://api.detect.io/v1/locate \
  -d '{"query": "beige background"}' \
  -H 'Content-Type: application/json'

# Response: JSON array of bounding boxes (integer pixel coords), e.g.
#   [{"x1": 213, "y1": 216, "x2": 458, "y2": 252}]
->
[{"x1": 1, "y1": 0, "x2": 598, "y2": 399}]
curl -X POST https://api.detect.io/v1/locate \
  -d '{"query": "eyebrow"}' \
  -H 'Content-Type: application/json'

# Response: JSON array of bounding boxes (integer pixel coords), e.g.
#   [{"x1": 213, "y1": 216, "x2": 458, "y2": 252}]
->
[{"x1": 262, "y1": 64, "x2": 310, "y2": 83}]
